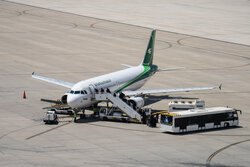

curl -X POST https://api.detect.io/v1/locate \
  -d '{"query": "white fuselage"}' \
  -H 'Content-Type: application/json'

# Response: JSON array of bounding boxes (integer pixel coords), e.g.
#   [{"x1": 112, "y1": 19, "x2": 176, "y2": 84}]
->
[{"x1": 67, "y1": 65, "x2": 150, "y2": 108}]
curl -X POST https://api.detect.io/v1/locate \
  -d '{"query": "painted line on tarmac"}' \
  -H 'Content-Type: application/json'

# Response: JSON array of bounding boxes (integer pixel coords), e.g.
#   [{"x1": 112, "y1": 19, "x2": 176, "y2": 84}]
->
[
  {"x1": 87, "y1": 122, "x2": 161, "y2": 133},
  {"x1": 25, "y1": 121, "x2": 72, "y2": 140},
  {"x1": 0, "y1": 123, "x2": 41, "y2": 140},
  {"x1": 206, "y1": 139, "x2": 250, "y2": 167}
]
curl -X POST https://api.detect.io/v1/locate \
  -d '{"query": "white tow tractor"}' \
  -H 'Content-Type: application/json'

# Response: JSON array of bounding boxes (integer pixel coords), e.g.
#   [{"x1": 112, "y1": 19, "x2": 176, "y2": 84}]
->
[{"x1": 43, "y1": 110, "x2": 58, "y2": 124}]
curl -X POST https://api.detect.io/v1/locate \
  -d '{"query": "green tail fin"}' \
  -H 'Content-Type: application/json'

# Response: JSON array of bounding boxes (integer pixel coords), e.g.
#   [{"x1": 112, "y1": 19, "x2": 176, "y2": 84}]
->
[{"x1": 142, "y1": 29, "x2": 156, "y2": 66}]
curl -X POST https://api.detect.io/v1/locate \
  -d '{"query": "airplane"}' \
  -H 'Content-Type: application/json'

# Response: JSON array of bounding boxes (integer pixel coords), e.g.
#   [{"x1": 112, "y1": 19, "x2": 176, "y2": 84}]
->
[{"x1": 32, "y1": 29, "x2": 221, "y2": 117}]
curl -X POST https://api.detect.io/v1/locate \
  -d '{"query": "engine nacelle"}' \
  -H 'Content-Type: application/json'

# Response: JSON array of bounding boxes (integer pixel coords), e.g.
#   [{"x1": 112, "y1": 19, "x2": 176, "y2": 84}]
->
[
  {"x1": 61, "y1": 93, "x2": 69, "y2": 104},
  {"x1": 128, "y1": 97, "x2": 145, "y2": 109}
]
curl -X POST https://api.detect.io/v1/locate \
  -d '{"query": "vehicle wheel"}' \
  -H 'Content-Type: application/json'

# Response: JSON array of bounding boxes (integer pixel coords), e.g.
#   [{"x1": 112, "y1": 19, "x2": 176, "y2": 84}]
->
[
  {"x1": 80, "y1": 114, "x2": 85, "y2": 119},
  {"x1": 224, "y1": 122, "x2": 229, "y2": 127}
]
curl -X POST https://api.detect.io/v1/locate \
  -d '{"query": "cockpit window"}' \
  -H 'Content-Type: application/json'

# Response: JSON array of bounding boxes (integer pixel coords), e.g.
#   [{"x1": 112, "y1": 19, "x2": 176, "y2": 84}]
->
[
  {"x1": 74, "y1": 91, "x2": 80, "y2": 94},
  {"x1": 70, "y1": 90, "x2": 87, "y2": 95}
]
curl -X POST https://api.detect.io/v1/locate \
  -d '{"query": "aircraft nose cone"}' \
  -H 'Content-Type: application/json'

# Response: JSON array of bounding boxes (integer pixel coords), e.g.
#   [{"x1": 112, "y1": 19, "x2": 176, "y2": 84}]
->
[{"x1": 67, "y1": 94, "x2": 80, "y2": 108}]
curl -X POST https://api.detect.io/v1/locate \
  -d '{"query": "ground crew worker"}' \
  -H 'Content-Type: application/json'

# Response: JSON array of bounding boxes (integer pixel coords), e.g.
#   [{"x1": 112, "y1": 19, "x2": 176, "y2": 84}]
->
[
  {"x1": 106, "y1": 88, "x2": 111, "y2": 93},
  {"x1": 74, "y1": 112, "x2": 77, "y2": 122},
  {"x1": 93, "y1": 107, "x2": 99, "y2": 116}
]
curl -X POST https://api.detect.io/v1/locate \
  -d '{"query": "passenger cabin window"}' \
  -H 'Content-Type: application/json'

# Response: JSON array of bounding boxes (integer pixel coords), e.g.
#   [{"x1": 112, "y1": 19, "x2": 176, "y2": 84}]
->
[{"x1": 74, "y1": 91, "x2": 80, "y2": 94}]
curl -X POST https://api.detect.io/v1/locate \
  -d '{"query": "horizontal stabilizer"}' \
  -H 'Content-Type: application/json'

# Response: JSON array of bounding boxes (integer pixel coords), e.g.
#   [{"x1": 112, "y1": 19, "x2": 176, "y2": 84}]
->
[
  {"x1": 155, "y1": 67, "x2": 185, "y2": 72},
  {"x1": 121, "y1": 64, "x2": 134, "y2": 68}
]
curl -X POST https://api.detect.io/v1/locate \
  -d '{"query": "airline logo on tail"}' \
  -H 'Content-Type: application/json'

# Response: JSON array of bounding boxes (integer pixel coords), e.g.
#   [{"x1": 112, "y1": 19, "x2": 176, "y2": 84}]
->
[{"x1": 147, "y1": 48, "x2": 152, "y2": 54}]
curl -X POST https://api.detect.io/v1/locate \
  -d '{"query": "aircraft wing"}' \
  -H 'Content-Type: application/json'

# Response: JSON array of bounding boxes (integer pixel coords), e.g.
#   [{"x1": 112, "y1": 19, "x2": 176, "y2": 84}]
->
[
  {"x1": 32, "y1": 72, "x2": 74, "y2": 88},
  {"x1": 122, "y1": 85, "x2": 222, "y2": 97}
]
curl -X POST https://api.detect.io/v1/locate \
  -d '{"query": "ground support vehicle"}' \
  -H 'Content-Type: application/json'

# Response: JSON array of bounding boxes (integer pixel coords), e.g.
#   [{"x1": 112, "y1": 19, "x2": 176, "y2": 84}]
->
[
  {"x1": 43, "y1": 110, "x2": 58, "y2": 124},
  {"x1": 98, "y1": 106, "x2": 152, "y2": 123},
  {"x1": 160, "y1": 107, "x2": 241, "y2": 133}
]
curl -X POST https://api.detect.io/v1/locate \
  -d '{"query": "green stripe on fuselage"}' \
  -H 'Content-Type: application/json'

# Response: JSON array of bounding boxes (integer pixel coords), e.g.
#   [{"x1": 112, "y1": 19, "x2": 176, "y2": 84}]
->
[{"x1": 115, "y1": 65, "x2": 158, "y2": 93}]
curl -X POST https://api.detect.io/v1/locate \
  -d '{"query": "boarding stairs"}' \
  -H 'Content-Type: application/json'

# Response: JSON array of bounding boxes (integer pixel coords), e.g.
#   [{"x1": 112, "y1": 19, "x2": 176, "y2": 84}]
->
[{"x1": 95, "y1": 93, "x2": 142, "y2": 122}]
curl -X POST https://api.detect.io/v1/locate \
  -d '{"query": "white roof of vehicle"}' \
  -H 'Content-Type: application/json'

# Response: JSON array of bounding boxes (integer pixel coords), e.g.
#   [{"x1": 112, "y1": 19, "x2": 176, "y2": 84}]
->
[
  {"x1": 169, "y1": 100, "x2": 204, "y2": 105},
  {"x1": 47, "y1": 110, "x2": 55, "y2": 114},
  {"x1": 171, "y1": 107, "x2": 234, "y2": 117}
]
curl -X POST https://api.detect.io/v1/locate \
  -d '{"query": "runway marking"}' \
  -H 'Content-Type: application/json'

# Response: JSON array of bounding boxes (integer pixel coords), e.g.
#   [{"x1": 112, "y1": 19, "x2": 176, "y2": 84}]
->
[
  {"x1": 87, "y1": 122, "x2": 161, "y2": 133},
  {"x1": 177, "y1": 37, "x2": 192, "y2": 45},
  {"x1": 0, "y1": 7, "x2": 79, "y2": 33},
  {"x1": 87, "y1": 22, "x2": 172, "y2": 51},
  {"x1": 157, "y1": 40, "x2": 173, "y2": 50},
  {"x1": 25, "y1": 121, "x2": 72, "y2": 140},
  {"x1": 90, "y1": 22, "x2": 97, "y2": 28},
  {"x1": 0, "y1": 7, "x2": 23, "y2": 18},
  {"x1": 177, "y1": 37, "x2": 250, "y2": 62},
  {"x1": 206, "y1": 139, "x2": 250, "y2": 167},
  {"x1": 177, "y1": 37, "x2": 250, "y2": 71},
  {"x1": 0, "y1": 123, "x2": 41, "y2": 140}
]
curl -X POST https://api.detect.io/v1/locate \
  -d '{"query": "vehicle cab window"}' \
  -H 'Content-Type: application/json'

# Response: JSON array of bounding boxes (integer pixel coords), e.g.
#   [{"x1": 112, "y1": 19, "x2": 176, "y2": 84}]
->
[
  {"x1": 74, "y1": 91, "x2": 80, "y2": 94},
  {"x1": 161, "y1": 115, "x2": 173, "y2": 125}
]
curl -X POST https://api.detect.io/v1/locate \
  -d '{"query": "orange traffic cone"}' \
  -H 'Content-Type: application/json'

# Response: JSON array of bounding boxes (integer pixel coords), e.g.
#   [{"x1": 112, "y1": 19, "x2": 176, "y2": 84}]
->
[{"x1": 23, "y1": 91, "x2": 26, "y2": 99}]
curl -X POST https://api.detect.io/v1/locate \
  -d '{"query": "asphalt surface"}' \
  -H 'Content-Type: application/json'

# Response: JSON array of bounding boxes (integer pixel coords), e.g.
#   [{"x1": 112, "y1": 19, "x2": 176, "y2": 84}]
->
[
  {"x1": 0, "y1": 1, "x2": 250, "y2": 167},
  {"x1": 7, "y1": 0, "x2": 250, "y2": 46}
]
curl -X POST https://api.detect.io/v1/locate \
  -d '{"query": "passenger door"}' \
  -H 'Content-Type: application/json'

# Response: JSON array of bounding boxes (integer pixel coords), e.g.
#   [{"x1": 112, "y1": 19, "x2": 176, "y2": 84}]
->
[{"x1": 89, "y1": 84, "x2": 95, "y2": 99}]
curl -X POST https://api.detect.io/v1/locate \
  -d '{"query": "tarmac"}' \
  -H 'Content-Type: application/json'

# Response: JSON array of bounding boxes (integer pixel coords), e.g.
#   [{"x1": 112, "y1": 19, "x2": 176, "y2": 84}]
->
[
  {"x1": 0, "y1": 1, "x2": 250, "y2": 167},
  {"x1": 7, "y1": 0, "x2": 250, "y2": 46}
]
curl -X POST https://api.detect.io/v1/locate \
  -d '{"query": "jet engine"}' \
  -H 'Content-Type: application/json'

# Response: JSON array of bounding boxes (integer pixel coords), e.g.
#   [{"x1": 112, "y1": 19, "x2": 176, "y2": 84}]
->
[
  {"x1": 61, "y1": 93, "x2": 69, "y2": 104},
  {"x1": 128, "y1": 97, "x2": 145, "y2": 109}
]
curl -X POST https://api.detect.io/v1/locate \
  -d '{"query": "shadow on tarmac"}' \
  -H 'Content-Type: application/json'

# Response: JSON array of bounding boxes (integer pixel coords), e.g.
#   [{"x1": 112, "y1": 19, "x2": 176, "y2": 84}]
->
[{"x1": 164, "y1": 126, "x2": 244, "y2": 136}]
